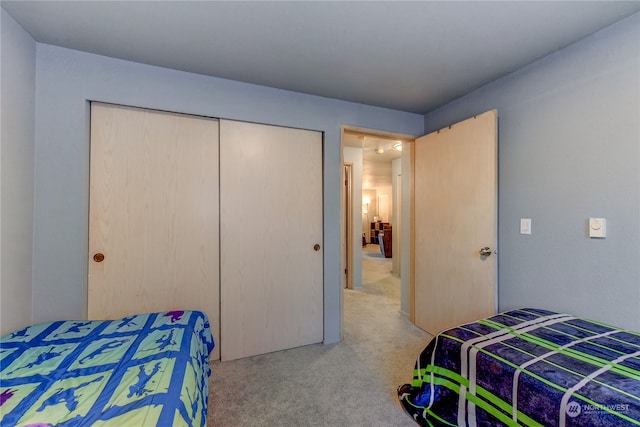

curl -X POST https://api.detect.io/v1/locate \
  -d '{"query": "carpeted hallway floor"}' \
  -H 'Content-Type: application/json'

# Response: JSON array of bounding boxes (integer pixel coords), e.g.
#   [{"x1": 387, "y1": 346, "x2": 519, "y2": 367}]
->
[{"x1": 207, "y1": 244, "x2": 431, "y2": 426}]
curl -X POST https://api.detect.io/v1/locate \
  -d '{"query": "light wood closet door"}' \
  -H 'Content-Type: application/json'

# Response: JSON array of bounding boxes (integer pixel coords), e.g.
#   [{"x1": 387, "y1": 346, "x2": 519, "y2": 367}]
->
[
  {"x1": 413, "y1": 110, "x2": 497, "y2": 335},
  {"x1": 220, "y1": 120, "x2": 323, "y2": 361},
  {"x1": 88, "y1": 103, "x2": 220, "y2": 360}
]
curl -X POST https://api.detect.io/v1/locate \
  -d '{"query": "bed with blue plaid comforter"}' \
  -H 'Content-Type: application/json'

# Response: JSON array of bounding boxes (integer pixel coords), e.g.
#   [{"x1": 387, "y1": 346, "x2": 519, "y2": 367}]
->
[
  {"x1": 1, "y1": 310, "x2": 214, "y2": 426},
  {"x1": 398, "y1": 308, "x2": 640, "y2": 426}
]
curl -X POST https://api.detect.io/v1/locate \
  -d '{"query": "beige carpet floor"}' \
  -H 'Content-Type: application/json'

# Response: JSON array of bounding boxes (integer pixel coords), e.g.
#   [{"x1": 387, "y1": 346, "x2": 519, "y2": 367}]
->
[{"x1": 207, "y1": 244, "x2": 431, "y2": 426}]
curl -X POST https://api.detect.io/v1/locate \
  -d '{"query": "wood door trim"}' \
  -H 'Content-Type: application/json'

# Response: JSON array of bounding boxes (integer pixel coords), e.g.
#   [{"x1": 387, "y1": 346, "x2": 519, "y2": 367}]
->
[{"x1": 344, "y1": 162, "x2": 354, "y2": 289}]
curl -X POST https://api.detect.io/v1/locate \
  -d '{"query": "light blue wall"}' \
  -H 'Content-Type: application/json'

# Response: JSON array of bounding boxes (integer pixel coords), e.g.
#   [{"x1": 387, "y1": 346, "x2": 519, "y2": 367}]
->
[
  {"x1": 0, "y1": 9, "x2": 36, "y2": 335},
  {"x1": 423, "y1": 13, "x2": 640, "y2": 330},
  {"x1": 31, "y1": 44, "x2": 424, "y2": 343}
]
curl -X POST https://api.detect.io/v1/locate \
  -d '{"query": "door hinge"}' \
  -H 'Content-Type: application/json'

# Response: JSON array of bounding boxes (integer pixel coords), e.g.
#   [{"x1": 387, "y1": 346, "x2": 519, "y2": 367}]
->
[{"x1": 344, "y1": 268, "x2": 348, "y2": 275}]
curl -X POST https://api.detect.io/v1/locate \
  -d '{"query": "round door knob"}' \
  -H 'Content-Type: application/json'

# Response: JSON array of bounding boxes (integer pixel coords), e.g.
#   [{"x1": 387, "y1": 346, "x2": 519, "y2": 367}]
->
[
  {"x1": 313, "y1": 244, "x2": 321, "y2": 251},
  {"x1": 93, "y1": 253, "x2": 105, "y2": 262},
  {"x1": 479, "y1": 247, "x2": 492, "y2": 256}
]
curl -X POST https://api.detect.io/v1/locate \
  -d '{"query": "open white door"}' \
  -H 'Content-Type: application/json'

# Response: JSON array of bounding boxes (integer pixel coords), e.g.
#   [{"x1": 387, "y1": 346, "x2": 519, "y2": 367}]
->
[{"x1": 413, "y1": 110, "x2": 497, "y2": 335}]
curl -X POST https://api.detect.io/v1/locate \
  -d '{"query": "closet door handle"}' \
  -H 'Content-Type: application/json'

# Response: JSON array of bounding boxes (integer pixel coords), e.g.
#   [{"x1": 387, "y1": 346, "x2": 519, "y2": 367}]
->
[
  {"x1": 313, "y1": 244, "x2": 321, "y2": 251},
  {"x1": 93, "y1": 253, "x2": 105, "y2": 262}
]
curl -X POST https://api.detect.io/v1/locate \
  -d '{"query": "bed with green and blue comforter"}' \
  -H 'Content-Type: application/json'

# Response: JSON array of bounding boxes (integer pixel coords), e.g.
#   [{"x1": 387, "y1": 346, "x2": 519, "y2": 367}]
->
[
  {"x1": 1, "y1": 310, "x2": 214, "y2": 426},
  {"x1": 398, "y1": 308, "x2": 640, "y2": 426}
]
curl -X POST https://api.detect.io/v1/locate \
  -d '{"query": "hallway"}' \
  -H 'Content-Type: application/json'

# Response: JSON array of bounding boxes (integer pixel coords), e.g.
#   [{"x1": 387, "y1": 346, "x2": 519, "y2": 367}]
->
[{"x1": 360, "y1": 243, "x2": 399, "y2": 296}]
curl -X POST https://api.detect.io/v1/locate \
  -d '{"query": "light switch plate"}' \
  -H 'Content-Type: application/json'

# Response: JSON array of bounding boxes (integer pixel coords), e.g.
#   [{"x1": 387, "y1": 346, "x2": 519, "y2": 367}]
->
[
  {"x1": 589, "y1": 218, "x2": 606, "y2": 238},
  {"x1": 520, "y1": 218, "x2": 531, "y2": 235}
]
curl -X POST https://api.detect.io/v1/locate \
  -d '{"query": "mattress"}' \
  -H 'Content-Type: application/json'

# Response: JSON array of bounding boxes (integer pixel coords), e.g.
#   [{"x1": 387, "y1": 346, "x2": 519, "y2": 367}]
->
[
  {"x1": 1, "y1": 310, "x2": 214, "y2": 426},
  {"x1": 398, "y1": 308, "x2": 640, "y2": 426}
]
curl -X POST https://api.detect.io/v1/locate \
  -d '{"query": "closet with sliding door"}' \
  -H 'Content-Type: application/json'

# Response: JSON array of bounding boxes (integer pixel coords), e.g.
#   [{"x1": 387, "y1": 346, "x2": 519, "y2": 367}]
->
[{"x1": 88, "y1": 102, "x2": 323, "y2": 361}]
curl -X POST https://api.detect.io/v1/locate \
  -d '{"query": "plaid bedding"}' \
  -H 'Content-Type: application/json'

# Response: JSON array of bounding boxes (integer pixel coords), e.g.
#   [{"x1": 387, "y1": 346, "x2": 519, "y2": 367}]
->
[{"x1": 398, "y1": 308, "x2": 640, "y2": 426}]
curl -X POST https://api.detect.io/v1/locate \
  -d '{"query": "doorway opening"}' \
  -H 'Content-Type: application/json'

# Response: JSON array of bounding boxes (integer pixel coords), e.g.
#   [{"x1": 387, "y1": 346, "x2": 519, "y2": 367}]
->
[
  {"x1": 341, "y1": 127, "x2": 413, "y2": 313},
  {"x1": 341, "y1": 111, "x2": 498, "y2": 339}
]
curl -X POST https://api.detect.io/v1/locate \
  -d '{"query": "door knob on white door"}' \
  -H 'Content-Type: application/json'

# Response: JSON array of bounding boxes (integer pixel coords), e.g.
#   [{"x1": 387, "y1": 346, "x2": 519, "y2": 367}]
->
[{"x1": 479, "y1": 247, "x2": 492, "y2": 256}]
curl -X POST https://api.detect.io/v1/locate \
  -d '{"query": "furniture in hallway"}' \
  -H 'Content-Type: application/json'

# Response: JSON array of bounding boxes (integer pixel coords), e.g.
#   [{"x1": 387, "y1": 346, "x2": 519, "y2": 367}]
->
[
  {"x1": 379, "y1": 228, "x2": 392, "y2": 258},
  {"x1": 370, "y1": 221, "x2": 390, "y2": 244}
]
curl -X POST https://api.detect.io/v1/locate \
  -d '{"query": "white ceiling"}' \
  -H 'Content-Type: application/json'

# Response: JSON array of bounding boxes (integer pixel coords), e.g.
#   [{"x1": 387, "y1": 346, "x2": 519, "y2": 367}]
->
[
  {"x1": 3, "y1": 1, "x2": 638, "y2": 191},
  {"x1": 3, "y1": 1, "x2": 639, "y2": 115},
  {"x1": 342, "y1": 131, "x2": 404, "y2": 189}
]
